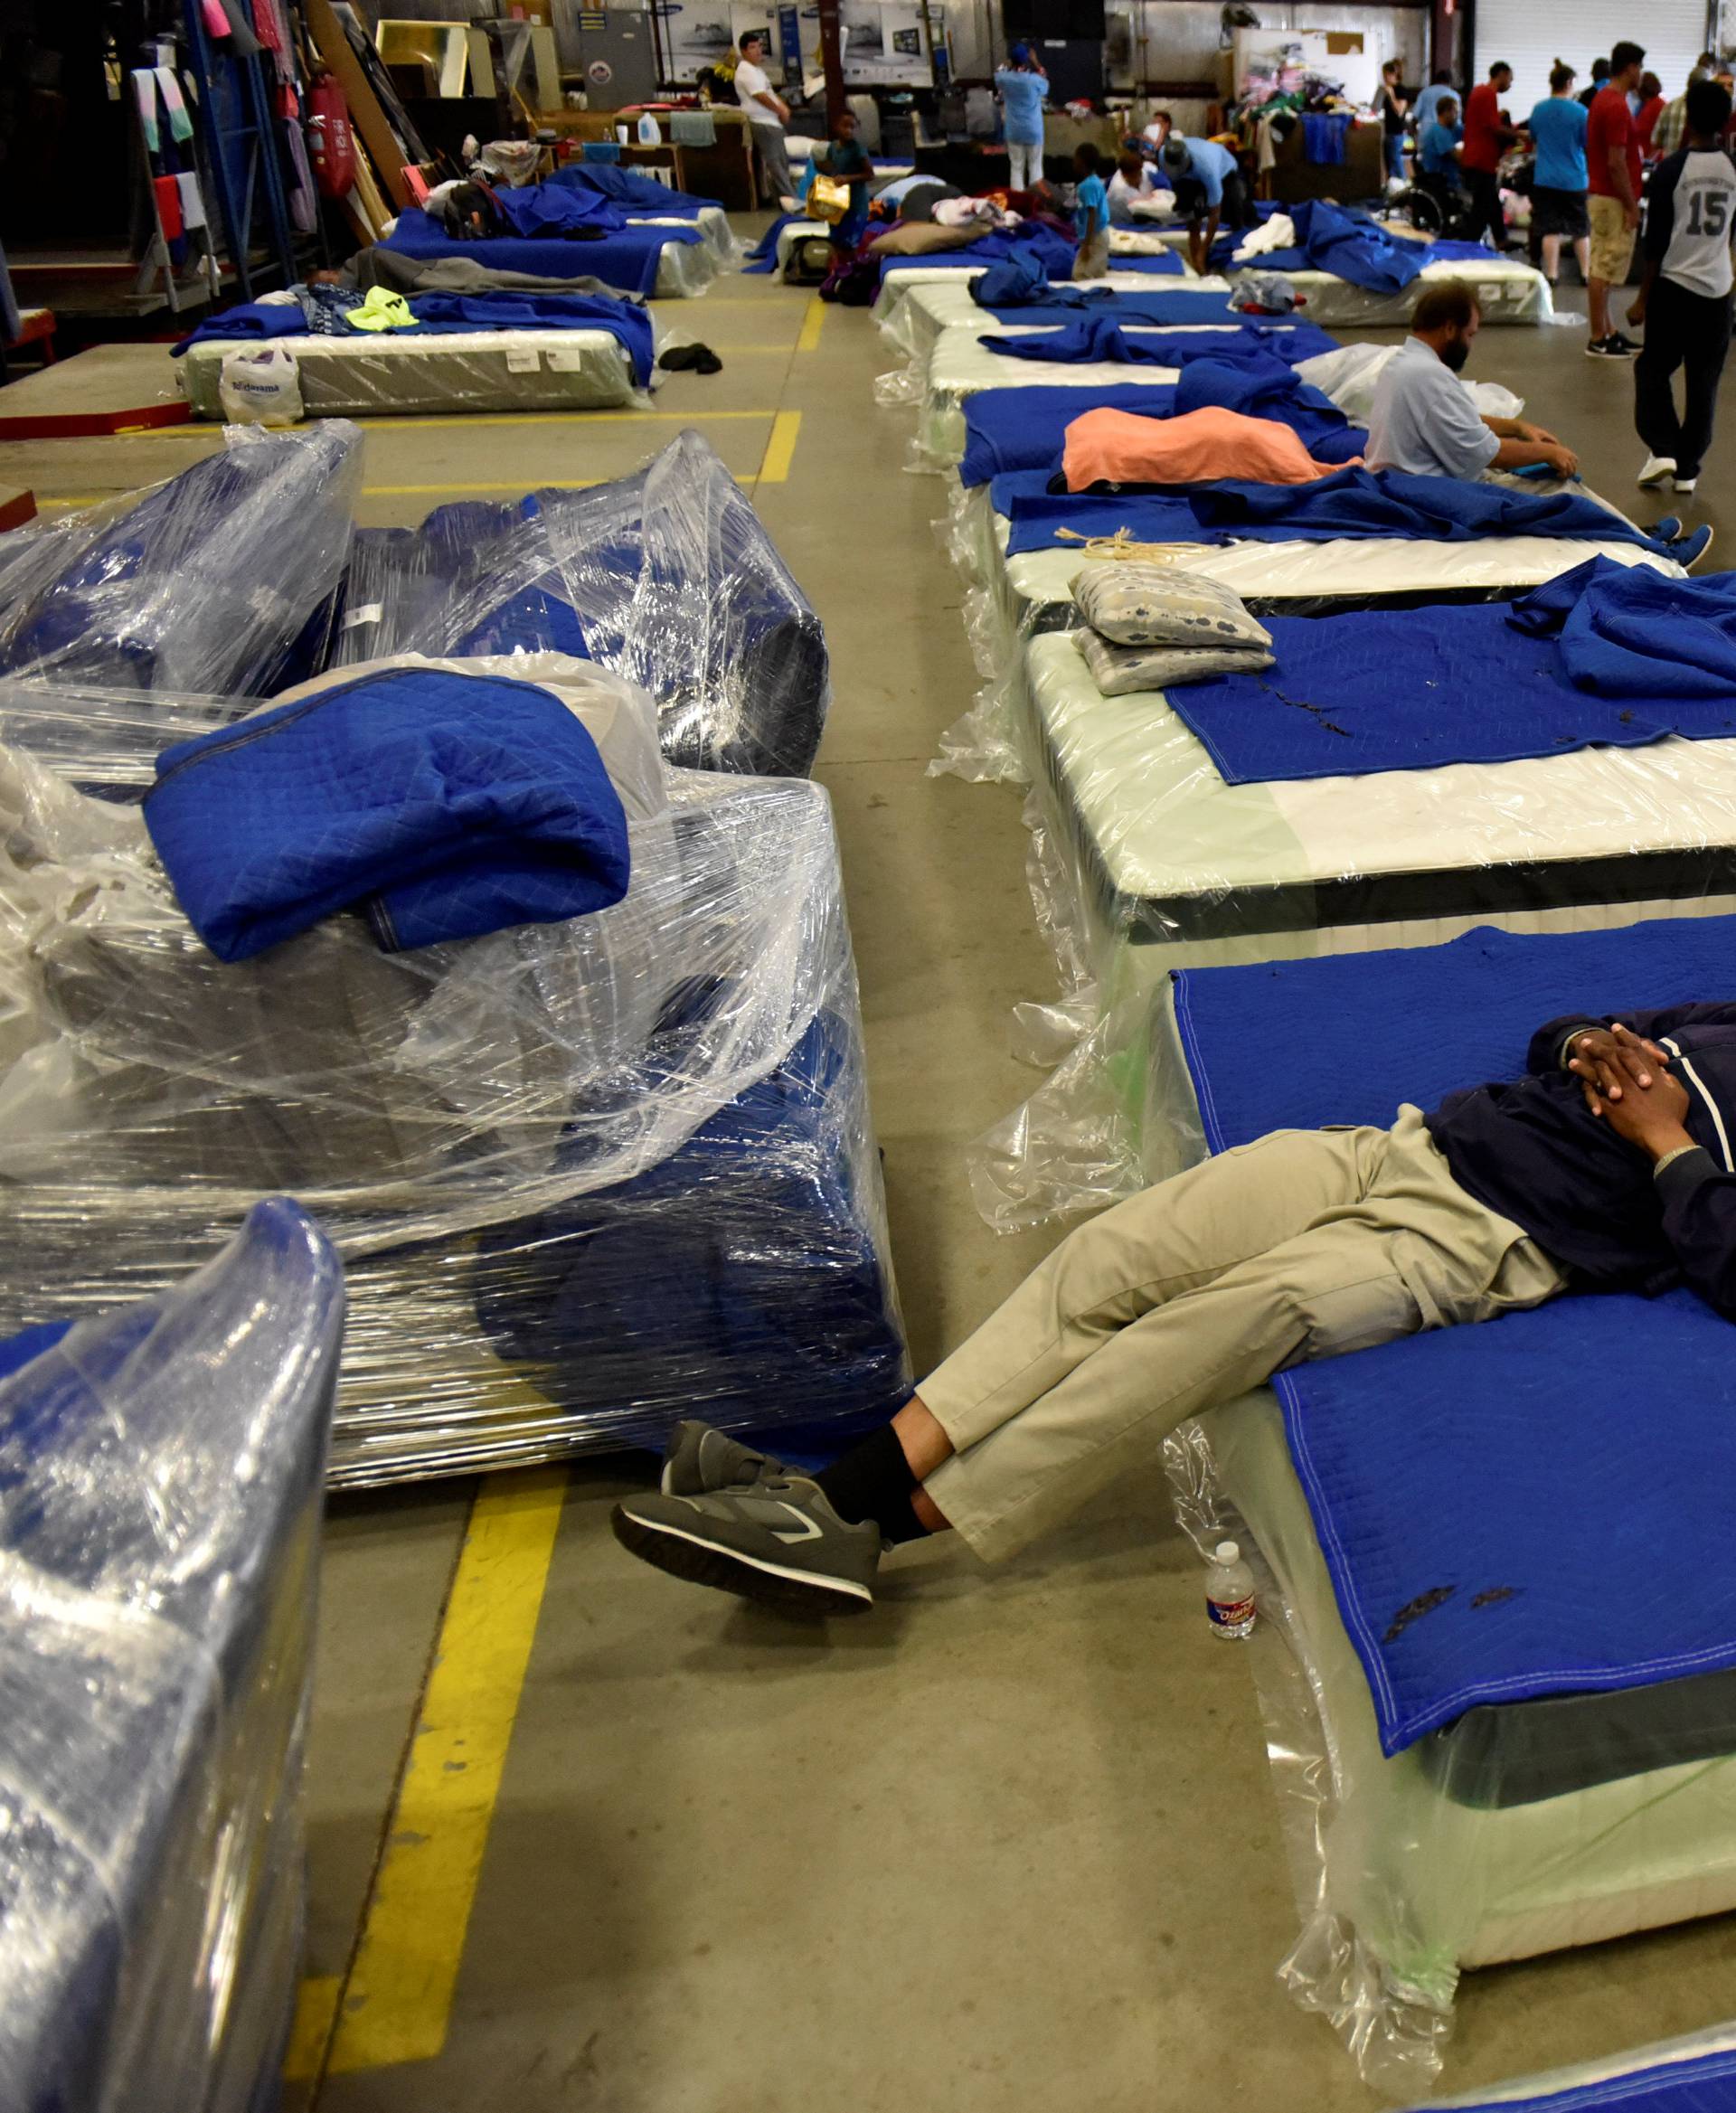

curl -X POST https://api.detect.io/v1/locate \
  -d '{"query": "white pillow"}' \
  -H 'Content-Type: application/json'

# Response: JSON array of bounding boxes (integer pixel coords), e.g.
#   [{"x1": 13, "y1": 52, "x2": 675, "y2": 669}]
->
[
  {"x1": 1070, "y1": 561, "x2": 1273, "y2": 651},
  {"x1": 1075, "y1": 627, "x2": 1273, "y2": 697}
]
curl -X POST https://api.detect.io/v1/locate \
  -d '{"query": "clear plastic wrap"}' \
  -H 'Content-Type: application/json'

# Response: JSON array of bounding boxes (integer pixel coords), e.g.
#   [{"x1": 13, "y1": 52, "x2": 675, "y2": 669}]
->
[
  {"x1": 0, "y1": 656, "x2": 906, "y2": 1485},
  {"x1": 1225, "y1": 257, "x2": 1555, "y2": 327},
  {"x1": 177, "y1": 327, "x2": 650, "y2": 420},
  {"x1": 963, "y1": 627, "x2": 1736, "y2": 1228},
  {"x1": 331, "y1": 430, "x2": 832, "y2": 778},
  {"x1": 0, "y1": 1196, "x2": 343, "y2": 2113},
  {"x1": 0, "y1": 422, "x2": 361, "y2": 696},
  {"x1": 1163, "y1": 1390, "x2": 1736, "y2": 2095}
]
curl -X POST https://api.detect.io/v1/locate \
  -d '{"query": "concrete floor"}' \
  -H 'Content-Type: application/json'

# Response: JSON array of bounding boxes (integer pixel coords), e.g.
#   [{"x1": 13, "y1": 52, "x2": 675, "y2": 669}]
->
[{"x1": 7, "y1": 250, "x2": 1736, "y2": 2110}]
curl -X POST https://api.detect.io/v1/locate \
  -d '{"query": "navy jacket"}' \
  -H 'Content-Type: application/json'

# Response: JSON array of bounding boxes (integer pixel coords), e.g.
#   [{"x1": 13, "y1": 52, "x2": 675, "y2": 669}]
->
[{"x1": 1427, "y1": 1004, "x2": 1736, "y2": 1316}]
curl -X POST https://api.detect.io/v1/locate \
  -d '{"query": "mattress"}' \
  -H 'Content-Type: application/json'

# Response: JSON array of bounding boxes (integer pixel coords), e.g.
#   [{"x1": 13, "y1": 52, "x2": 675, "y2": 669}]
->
[
  {"x1": 1018, "y1": 627, "x2": 1736, "y2": 984},
  {"x1": 874, "y1": 269, "x2": 1230, "y2": 363},
  {"x1": 649, "y1": 203, "x2": 740, "y2": 269},
  {"x1": 1184, "y1": 1385, "x2": 1736, "y2": 1995},
  {"x1": 917, "y1": 321, "x2": 1192, "y2": 464},
  {"x1": 954, "y1": 479, "x2": 1681, "y2": 672},
  {"x1": 177, "y1": 326, "x2": 645, "y2": 420},
  {"x1": 1228, "y1": 254, "x2": 1553, "y2": 326}
]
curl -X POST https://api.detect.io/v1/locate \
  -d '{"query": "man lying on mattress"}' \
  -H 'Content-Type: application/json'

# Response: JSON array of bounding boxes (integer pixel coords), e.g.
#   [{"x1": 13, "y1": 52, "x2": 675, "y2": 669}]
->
[{"x1": 615, "y1": 1006, "x2": 1736, "y2": 1613}]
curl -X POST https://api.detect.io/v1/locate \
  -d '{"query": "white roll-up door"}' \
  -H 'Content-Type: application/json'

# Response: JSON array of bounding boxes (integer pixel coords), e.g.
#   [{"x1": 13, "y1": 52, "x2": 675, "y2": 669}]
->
[{"x1": 1473, "y1": 1, "x2": 1710, "y2": 127}]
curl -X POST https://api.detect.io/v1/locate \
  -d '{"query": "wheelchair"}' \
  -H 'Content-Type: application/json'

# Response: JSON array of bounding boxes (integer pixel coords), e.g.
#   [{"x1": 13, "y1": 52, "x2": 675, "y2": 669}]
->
[{"x1": 1387, "y1": 171, "x2": 1483, "y2": 241}]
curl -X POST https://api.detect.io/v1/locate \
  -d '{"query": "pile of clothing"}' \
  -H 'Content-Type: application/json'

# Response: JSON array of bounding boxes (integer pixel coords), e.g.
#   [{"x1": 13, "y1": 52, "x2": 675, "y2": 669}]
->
[{"x1": 1068, "y1": 559, "x2": 1274, "y2": 696}]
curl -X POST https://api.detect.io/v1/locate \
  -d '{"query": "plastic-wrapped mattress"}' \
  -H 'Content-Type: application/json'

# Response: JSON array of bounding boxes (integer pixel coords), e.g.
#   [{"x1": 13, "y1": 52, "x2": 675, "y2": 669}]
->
[
  {"x1": 0, "y1": 1197, "x2": 343, "y2": 2113},
  {"x1": 331, "y1": 430, "x2": 832, "y2": 776},
  {"x1": 873, "y1": 271, "x2": 1231, "y2": 365},
  {"x1": 178, "y1": 326, "x2": 645, "y2": 420},
  {"x1": 0, "y1": 422, "x2": 360, "y2": 694},
  {"x1": 911, "y1": 321, "x2": 1184, "y2": 465},
  {"x1": 0, "y1": 658, "x2": 905, "y2": 1486},
  {"x1": 1227, "y1": 253, "x2": 1553, "y2": 325}
]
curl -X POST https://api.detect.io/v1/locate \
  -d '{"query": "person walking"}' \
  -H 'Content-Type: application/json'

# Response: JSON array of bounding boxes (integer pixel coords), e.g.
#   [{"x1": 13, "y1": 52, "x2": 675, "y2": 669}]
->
[
  {"x1": 1632, "y1": 77, "x2": 1736, "y2": 496},
  {"x1": 733, "y1": 32, "x2": 794, "y2": 210},
  {"x1": 1373, "y1": 58, "x2": 1410, "y2": 185},
  {"x1": 1527, "y1": 61, "x2": 1591, "y2": 286},
  {"x1": 1071, "y1": 142, "x2": 1111, "y2": 278},
  {"x1": 1461, "y1": 61, "x2": 1520, "y2": 250},
  {"x1": 995, "y1": 44, "x2": 1048, "y2": 194},
  {"x1": 1586, "y1": 41, "x2": 1647, "y2": 358}
]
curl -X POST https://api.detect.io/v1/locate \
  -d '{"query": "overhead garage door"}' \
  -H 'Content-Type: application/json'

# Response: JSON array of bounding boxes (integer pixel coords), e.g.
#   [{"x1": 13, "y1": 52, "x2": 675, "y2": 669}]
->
[{"x1": 1473, "y1": 0, "x2": 1711, "y2": 127}]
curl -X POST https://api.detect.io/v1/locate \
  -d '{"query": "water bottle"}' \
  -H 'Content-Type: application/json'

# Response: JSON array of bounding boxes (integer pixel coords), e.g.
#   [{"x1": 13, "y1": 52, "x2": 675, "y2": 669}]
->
[{"x1": 1205, "y1": 1539, "x2": 1257, "y2": 1639}]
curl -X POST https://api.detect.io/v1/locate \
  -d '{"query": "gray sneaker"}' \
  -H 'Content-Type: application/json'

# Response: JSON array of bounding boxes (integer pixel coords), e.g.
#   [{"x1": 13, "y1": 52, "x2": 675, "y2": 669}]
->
[
  {"x1": 659, "y1": 1419, "x2": 787, "y2": 1498},
  {"x1": 613, "y1": 1476, "x2": 881, "y2": 1615}
]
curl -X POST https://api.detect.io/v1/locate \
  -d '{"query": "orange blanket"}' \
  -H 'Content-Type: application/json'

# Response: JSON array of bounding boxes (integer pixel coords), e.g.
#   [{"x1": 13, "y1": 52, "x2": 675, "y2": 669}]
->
[{"x1": 1061, "y1": 404, "x2": 1362, "y2": 492}]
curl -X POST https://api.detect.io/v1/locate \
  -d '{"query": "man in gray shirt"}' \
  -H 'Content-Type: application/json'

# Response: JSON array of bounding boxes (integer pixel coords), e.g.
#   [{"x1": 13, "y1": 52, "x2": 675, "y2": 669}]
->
[{"x1": 1367, "y1": 281, "x2": 1579, "y2": 478}]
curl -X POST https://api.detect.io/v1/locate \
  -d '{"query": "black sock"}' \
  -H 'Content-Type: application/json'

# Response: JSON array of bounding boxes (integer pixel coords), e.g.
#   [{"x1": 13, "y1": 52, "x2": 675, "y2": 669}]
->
[{"x1": 816, "y1": 1421, "x2": 929, "y2": 1543}]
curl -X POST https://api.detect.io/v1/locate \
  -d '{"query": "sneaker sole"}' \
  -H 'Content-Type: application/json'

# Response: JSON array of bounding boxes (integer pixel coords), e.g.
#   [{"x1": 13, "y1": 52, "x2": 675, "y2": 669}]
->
[{"x1": 613, "y1": 1505, "x2": 873, "y2": 1615}]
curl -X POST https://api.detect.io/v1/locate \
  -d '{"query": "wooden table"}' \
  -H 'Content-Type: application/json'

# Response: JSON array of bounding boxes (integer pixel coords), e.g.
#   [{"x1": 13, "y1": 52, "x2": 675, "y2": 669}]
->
[{"x1": 537, "y1": 108, "x2": 760, "y2": 209}]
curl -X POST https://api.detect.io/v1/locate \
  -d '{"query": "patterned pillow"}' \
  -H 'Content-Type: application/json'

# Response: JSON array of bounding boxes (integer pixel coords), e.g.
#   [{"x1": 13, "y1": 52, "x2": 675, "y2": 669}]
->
[
  {"x1": 1075, "y1": 627, "x2": 1274, "y2": 697},
  {"x1": 1071, "y1": 561, "x2": 1273, "y2": 651}
]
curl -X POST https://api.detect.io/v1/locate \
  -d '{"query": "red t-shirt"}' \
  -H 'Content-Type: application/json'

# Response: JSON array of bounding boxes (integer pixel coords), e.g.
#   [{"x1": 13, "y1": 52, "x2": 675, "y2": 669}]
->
[
  {"x1": 1636, "y1": 93, "x2": 1666, "y2": 150},
  {"x1": 1461, "y1": 81, "x2": 1506, "y2": 172},
  {"x1": 1587, "y1": 84, "x2": 1640, "y2": 197}
]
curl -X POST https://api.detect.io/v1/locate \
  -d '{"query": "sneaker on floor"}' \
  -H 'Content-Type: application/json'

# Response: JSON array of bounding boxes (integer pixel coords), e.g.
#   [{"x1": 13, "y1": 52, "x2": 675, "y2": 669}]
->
[
  {"x1": 1674, "y1": 475, "x2": 1700, "y2": 495},
  {"x1": 1585, "y1": 335, "x2": 1634, "y2": 359},
  {"x1": 614, "y1": 1476, "x2": 882, "y2": 1614},
  {"x1": 1610, "y1": 331, "x2": 1642, "y2": 353},
  {"x1": 1675, "y1": 523, "x2": 1715, "y2": 569},
  {"x1": 660, "y1": 1419, "x2": 787, "y2": 1498},
  {"x1": 1637, "y1": 453, "x2": 1678, "y2": 486}
]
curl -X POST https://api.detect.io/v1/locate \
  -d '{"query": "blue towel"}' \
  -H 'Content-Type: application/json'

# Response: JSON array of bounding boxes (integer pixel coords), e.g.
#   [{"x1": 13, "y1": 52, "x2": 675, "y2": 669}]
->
[
  {"x1": 1172, "y1": 915, "x2": 1736, "y2": 1752},
  {"x1": 380, "y1": 207, "x2": 702, "y2": 297},
  {"x1": 1301, "y1": 111, "x2": 1349, "y2": 165},
  {"x1": 550, "y1": 163, "x2": 722, "y2": 214},
  {"x1": 144, "y1": 667, "x2": 630, "y2": 962},
  {"x1": 1163, "y1": 577, "x2": 1736, "y2": 784},
  {"x1": 995, "y1": 464, "x2": 1687, "y2": 553},
  {"x1": 957, "y1": 361, "x2": 1363, "y2": 485}
]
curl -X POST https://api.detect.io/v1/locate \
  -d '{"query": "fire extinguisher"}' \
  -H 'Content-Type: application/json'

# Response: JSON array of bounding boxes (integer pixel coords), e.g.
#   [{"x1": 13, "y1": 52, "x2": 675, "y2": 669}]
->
[{"x1": 307, "y1": 71, "x2": 357, "y2": 200}]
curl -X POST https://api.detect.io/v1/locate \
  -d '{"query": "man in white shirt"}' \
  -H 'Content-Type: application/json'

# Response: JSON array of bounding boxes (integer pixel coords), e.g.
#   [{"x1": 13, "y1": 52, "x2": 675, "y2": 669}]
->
[
  {"x1": 734, "y1": 33, "x2": 795, "y2": 209},
  {"x1": 1367, "y1": 281, "x2": 1577, "y2": 478},
  {"x1": 1631, "y1": 78, "x2": 1736, "y2": 495}
]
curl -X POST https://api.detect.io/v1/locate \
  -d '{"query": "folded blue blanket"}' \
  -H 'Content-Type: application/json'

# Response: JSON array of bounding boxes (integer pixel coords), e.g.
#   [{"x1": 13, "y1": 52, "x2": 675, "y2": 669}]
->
[
  {"x1": 995, "y1": 463, "x2": 1685, "y2": 553},
  {"x1": 380, "y1": 208, "x2": 701, "y2": 297},
  {"x1": 1172, "y1": 915, "x2": 1736, "y2": 1751},
  {"x1": 1163, "y1": 564, "x2": 1736, "y2": 783},
  {"x1": 958, "y1": 361, "x2": 1363, "y2": 485},
  {"x1": 144, "y1": 667, "x2": 630, "y2": 962},
  {"x1": 550, "y1": 163, "x2": 722, "y2": 214},
  {"x1": 174, "y1": 301, "x2": 311, "y2": 349}
]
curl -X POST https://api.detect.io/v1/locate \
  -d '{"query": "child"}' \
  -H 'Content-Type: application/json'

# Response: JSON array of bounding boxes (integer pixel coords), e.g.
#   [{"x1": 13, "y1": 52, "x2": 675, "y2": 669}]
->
[
  {"x1": 1071, "y1": 143, "x2": 1110, "y2": 280},
  {"x1": 1631, "y1": 76, "x2": 1736, "y2": 495},
  {"x1": 812, "y1": 107, "x2": 873, "y2": 250}
]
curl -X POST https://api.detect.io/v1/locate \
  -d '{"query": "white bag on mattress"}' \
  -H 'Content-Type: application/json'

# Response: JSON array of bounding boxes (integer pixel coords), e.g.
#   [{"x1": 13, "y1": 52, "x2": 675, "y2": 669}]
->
[{"x1": 219, "y1": 346, "x2": 303, "y2": 426}]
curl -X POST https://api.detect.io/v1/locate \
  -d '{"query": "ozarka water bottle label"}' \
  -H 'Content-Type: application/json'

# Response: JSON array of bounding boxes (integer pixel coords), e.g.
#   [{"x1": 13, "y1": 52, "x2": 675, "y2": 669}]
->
[{"x1": 1207, "y1": 1593, "x2": 1255, "y2": 1628}]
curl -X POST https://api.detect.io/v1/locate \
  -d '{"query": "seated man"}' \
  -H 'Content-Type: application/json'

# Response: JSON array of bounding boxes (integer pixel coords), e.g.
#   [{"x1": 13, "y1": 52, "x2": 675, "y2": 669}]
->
[
  {"x1": 616, "y1": 1007, "x2": 1736, "y2": 1612},
  {"x1": 1367, "y1": 280, "x2": 1578, "y2": 477},
  {"x1": 1107, "y1": 148, "x2": 1167, "y2": 223},
  {"x1": 1156, "y1": 132, "x2": 1255, "y2": 276},
  {"x1": 1417, "y1": 92, "x2": 1467, "y2": 214}
]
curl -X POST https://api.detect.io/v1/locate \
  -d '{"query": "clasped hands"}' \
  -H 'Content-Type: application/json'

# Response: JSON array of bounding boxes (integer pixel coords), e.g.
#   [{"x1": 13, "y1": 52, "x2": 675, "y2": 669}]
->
[{"x1": 1568, "y1": 1024, "x2": 1695, "y2": 1157}]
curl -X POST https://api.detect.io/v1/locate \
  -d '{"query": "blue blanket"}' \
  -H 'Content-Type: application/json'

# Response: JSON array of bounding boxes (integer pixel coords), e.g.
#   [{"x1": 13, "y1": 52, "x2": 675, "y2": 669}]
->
[
  {"x1": 1215, "y1": 200, "x2": 1499, "y2": 293},
  {"x1": 1172, "y1": 915, "x2": 1736, "y2": 1752},
  {"x1": 976, "y1": 290, "x2": 1242, "y2": 327},
  {"x1": 879, "y1": 221, "x2": 1080, "y2": 283},
  {"x1": 1301, "y1": 112, "x2": 1350, "y2": 165},
  {"x1": 994, "y1": 463, "x2": 1687, "y2": 553},
  {"x1": 744, "y1": 210, "x2": 803, "y2": 272},
  {"x1": 1402, "y1": 2042, "x2": 1736, "y2": 2113},
  {"x1": 981, "y1": 315, "x2": 1178, "y2": 364},
  {"x1": 379, "y1": 206, "x2": 701, "y2": 297},
  {"x1": 144, "y1": 667, "x2": 630, "y2": 961},
  {"x1": 1163, "y1": 562, "x2": 1736, "y2": 783},
  {"x1": 958, "y1": 361, "x2": 1363, "y2": 485},
  {"x1": 494, "y1": 181, "x2": 625, "y2": 236},
  {"x1": 550, "y1": 163, "x2": 722, "y2": 214}
]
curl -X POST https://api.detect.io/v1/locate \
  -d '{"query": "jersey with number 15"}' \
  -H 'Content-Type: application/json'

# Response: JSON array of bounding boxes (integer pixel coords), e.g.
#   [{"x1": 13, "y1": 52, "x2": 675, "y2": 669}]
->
[{"x1": 1646, "y1": 146, "x2": 1736, "y2": 299}]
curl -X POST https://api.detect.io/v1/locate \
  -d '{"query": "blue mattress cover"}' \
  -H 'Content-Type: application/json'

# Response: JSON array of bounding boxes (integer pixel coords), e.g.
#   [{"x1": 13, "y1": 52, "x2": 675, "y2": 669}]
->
[
  {"x1": 380, "y1": 207, "x2": 701, "y2": 297},
  {"x1": 1161, "y1": 564, "x2": 1736, "y2": 784},
  {"x1": 1414, "y1": 2042, "x2": 1736, "y2": 2113},
  {"x1": 1172, "y1": 917, "x2": 1736, "y2": 1753}
]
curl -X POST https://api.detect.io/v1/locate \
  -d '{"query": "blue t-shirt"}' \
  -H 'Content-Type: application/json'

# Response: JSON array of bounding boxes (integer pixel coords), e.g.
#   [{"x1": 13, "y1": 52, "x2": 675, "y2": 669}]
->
[
  {"x1": 1175, "y1": 134, "x2": 1235, "y2": 206},
  {"x1": 1074, "y1": 172, "x2": 1109, "y2": 239},
  {"x1": 995, "y1": 68, "x2": 1047, "y2": 144},
  {"x1": 1412, "y1": 84, "x2": 1455, "y2": 131},
  {"x1": 1420, "y1": 120, "x2": 1463, "y2": 176},
  {"x1": 1527, "y1": 94, "x2": 1589, "y2": 191}
]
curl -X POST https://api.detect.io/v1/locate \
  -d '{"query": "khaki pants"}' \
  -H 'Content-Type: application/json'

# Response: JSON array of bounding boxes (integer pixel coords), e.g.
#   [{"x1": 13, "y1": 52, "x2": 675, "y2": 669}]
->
[
  {"x1": 1072, "y1": 230, "x2": 1110, "y2": 280},
  {"x1": 920, "y1": 1109, "x2": 1564, "y2": 1561}
]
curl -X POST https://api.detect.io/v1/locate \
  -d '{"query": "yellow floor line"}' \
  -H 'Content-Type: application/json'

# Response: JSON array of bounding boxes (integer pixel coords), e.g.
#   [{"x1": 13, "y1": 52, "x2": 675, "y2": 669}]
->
[
  {"x1": 755, "y1": 407, "x2": 801, "y2": 486},
  {"x1": 797, "y1": 297, "x2": 826, "y2": 354},
  {"x1": 322, "y1": 1466, "x2": 569, "y2": 2075},
  {"x1": 89, "y1": 407, "x2": 779, "y2": 439},
  {"x1": 283, "y1": 1976, "x2": 343, "y2": 2084}
]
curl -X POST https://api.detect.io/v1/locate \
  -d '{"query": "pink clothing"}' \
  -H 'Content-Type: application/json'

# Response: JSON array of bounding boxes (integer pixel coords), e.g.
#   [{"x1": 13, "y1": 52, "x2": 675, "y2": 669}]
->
[{"x1": 1061, "y1": 405, "x2": 1358, "y2": 492}]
